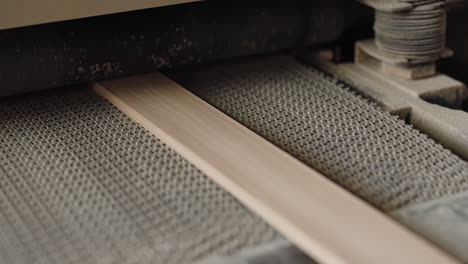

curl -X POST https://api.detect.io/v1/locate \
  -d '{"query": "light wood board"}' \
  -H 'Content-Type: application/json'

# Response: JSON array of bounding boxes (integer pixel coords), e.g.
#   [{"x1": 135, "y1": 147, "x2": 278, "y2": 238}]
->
[
  {"x1": 94, "y1": 73, "x2": 459, "y2": 264},
  {"x1": 0, "y1": 0, "x2": 198, "y2": 30}
]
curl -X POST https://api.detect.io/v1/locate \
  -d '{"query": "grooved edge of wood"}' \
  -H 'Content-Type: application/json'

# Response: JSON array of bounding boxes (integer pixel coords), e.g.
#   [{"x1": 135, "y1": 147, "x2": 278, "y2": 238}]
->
[{"x1": 94, "y1": 72, "x2": 459, "y2": 264}]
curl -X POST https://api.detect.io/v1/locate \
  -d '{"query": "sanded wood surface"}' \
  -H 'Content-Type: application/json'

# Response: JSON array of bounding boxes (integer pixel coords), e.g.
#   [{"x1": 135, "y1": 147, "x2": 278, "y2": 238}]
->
[
  {"x1": 0, "y1": 0, "x2": 198, "y2": 30},
  {"x1": 94, "y1": 73, "x2": 459, "y2": 264}
]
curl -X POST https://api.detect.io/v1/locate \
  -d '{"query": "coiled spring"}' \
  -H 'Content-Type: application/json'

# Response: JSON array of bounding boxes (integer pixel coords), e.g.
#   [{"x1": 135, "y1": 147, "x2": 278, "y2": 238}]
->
[{"x1": 374, "y1": 0, "x2": 446, "y2": 63}]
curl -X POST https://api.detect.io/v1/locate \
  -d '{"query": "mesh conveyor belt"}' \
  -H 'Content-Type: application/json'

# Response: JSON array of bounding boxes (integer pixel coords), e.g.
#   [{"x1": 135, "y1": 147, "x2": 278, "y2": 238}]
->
[
  {"x1": 0, "y1": 89, "x2": 281, "y2": 264},
  {"x1": 167, "y1": 55, "x2": 468, "y2": 211},
  {"x1": 3, "y1": 54, "x2": 468, "y2": 264}
]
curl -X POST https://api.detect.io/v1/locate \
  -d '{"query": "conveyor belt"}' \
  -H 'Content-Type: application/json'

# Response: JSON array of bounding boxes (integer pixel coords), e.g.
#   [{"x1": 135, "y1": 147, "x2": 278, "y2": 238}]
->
[
  {"x1": 168, "y1": 55, "x2": 468, "y2": 212},
  {"x1": 2, "y1": 54, "x2": 468, "y2": 263},
  {"x1": 168, "y1": 54, "x2": 468, "y2": 262},
  {"x1": 0, "y1": 89, "x2": 282, "y2": 264}
]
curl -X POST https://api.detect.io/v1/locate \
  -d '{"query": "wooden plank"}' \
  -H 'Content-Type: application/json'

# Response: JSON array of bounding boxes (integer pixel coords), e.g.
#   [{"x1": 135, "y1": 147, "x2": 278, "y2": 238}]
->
[
  {"x1": 0, "y1": 0, "x2": 198, "y2": 30},
  {"x1": 94, "y1": 73, "x2": 459, "y2": 264}
]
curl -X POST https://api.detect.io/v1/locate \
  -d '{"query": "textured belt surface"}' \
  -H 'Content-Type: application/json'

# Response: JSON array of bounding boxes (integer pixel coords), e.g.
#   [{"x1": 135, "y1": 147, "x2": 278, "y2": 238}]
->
[
  {"x1": 168, "y1": 55, "x2": 468, "y2": 211},
  {"x1": 0, "y1": 89, "x2": 280, "y2": 264},
  {"x1": 2, "y1": 54, "x2": 468, "y2": 264}
]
